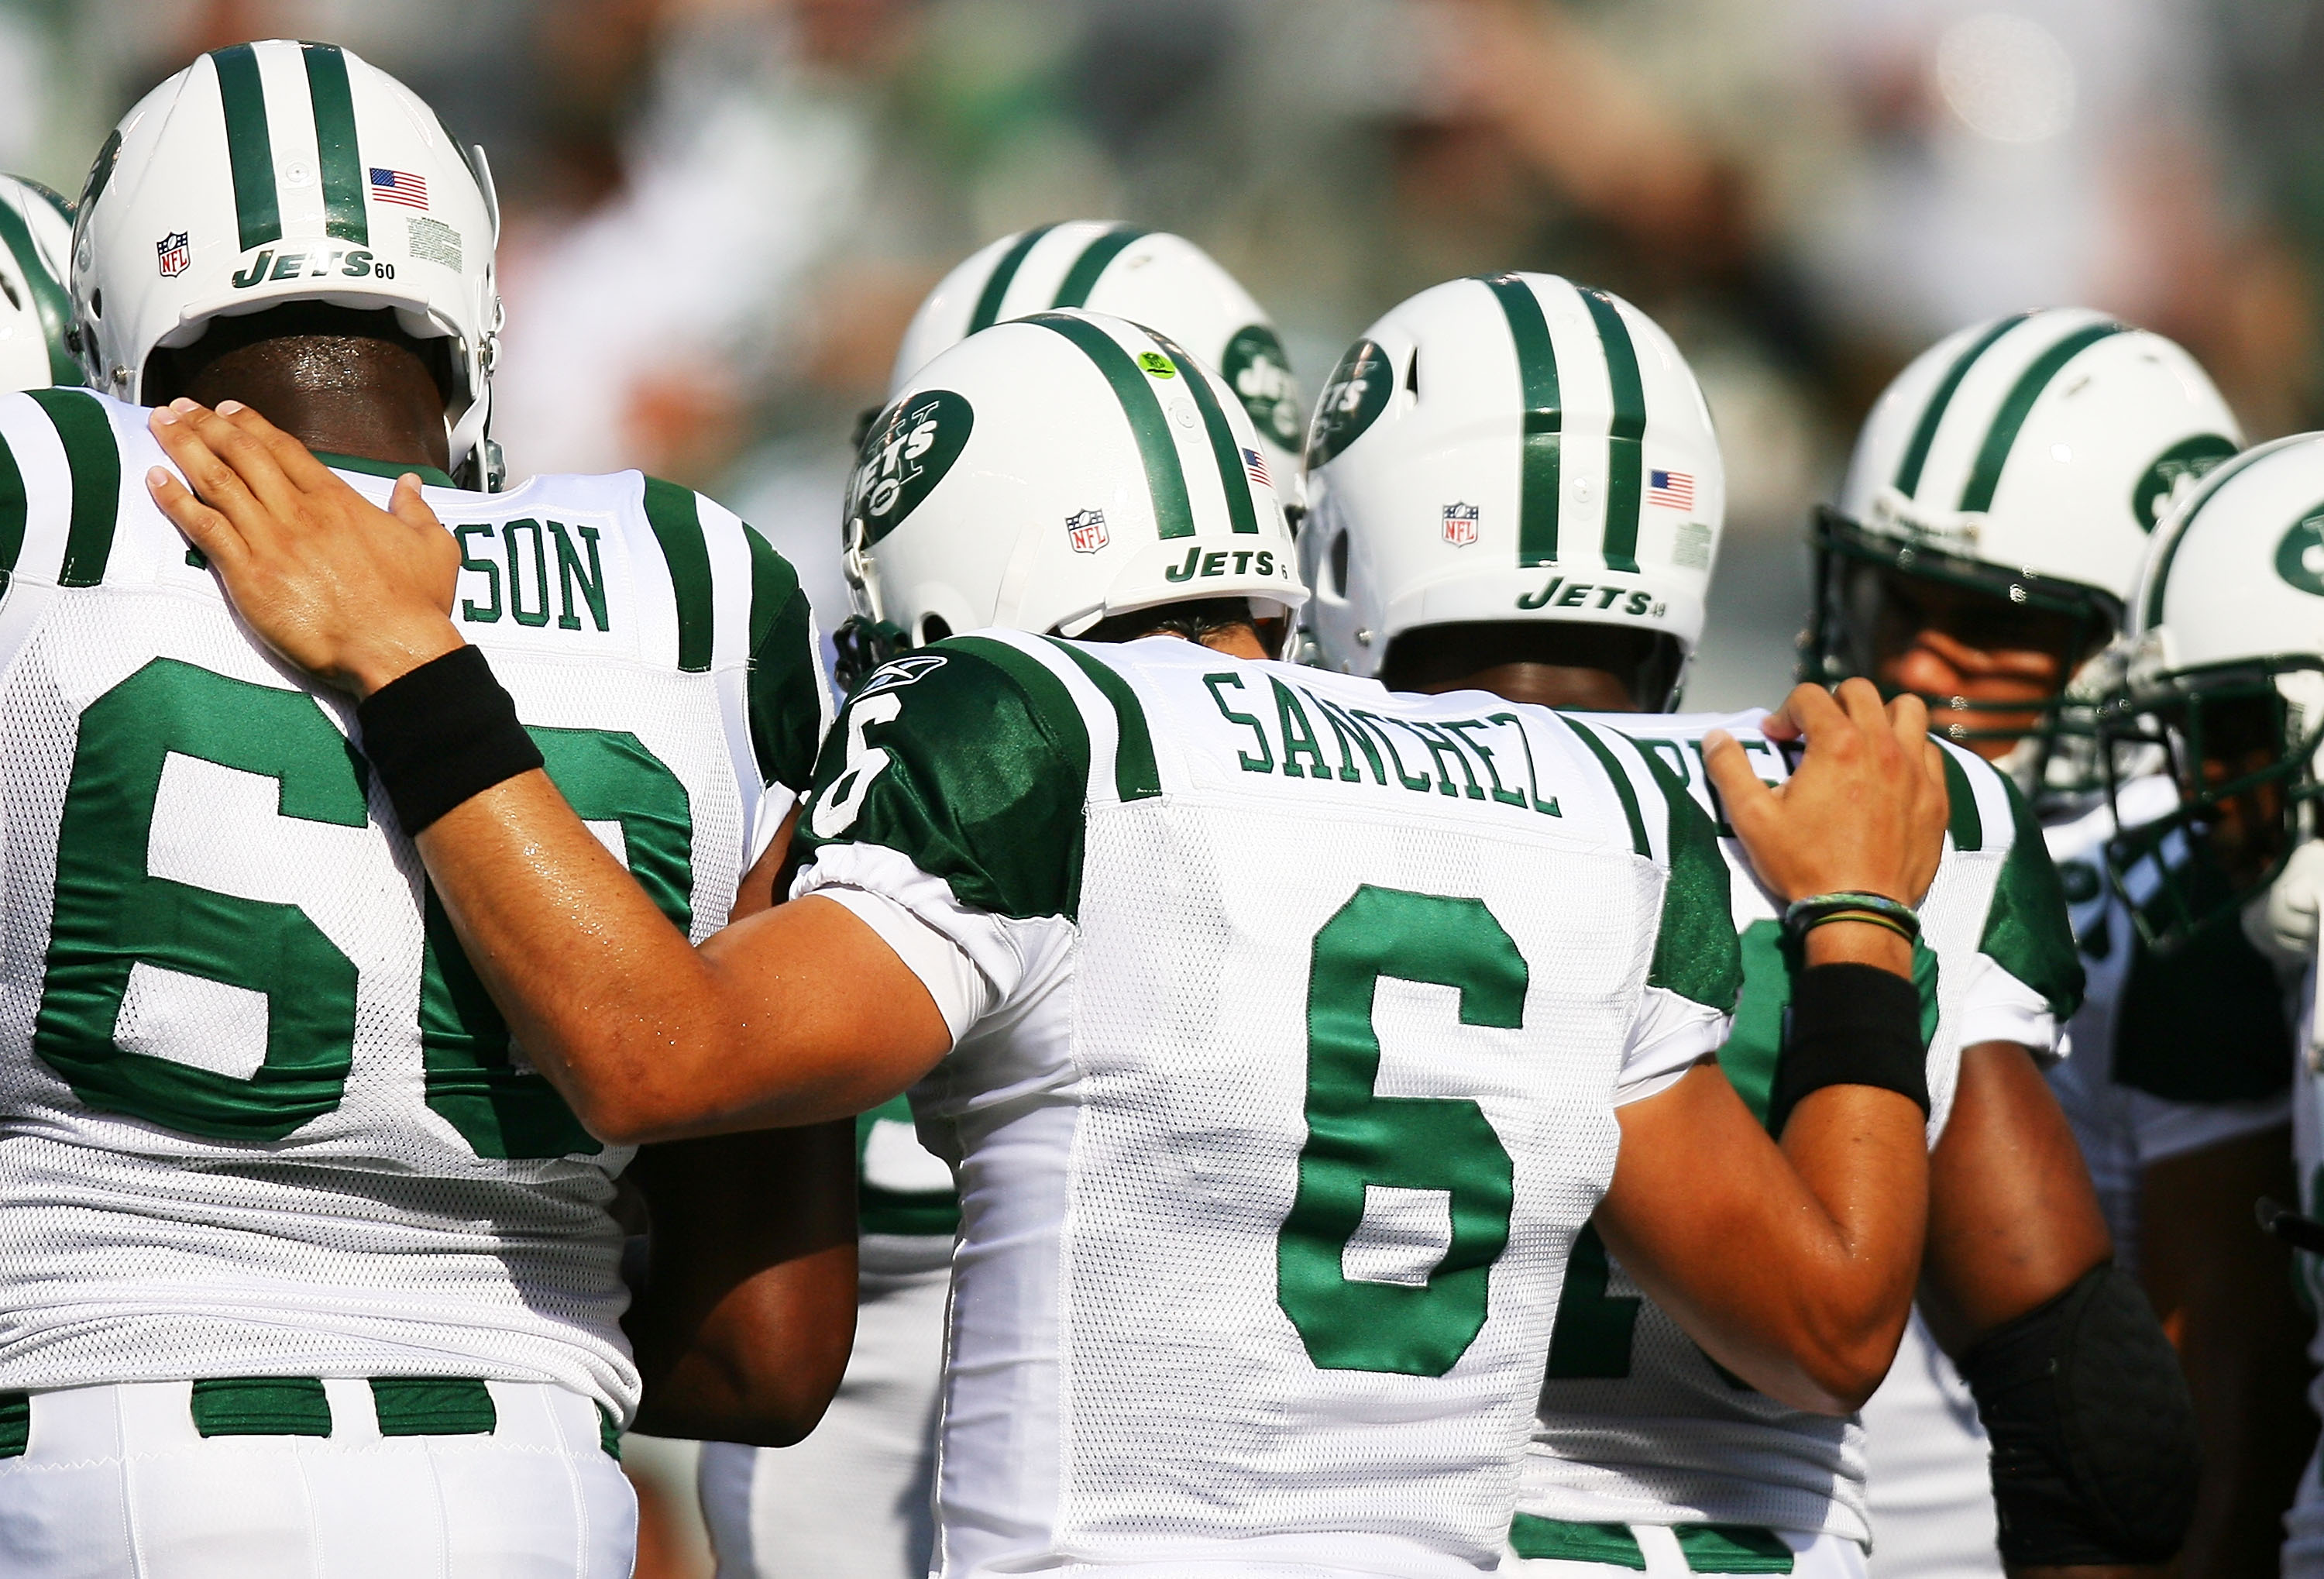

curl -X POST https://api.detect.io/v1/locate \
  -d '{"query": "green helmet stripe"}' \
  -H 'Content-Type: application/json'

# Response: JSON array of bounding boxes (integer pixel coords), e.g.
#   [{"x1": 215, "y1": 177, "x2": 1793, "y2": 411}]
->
[
  {"x1": 1024, "y1": 311, "x2": 1195, "y2": 540},
  {"x1": 1958, "y1": 321, "x2": 2128, "y2": 514},
  {"x1": 29, "y1": 390, "x2": 121, "y2": 588},
  {"x1": 301, "y1": 43, "x2": 368, "y2": 246},
  {"x1": 1143, "y1": 326, "x2": 1258, "y2": 535},
  {"x1": 1477, "y1": 273, "x2": 1563, "y2": 567},
  {"x1": 2140, "y1": 436, "x2": 2294, "y2": 628},
  {"x1": 1893, "y1": 311, "x2": 2029, "y2": 500},
  {"x1": 968, "y1": 224, "x2": 1057, "y2": 334},
  {"x1": 210, "y1": 44, "x2": 281, "y2": 253},
  {"x1": 1052, "y1": 226, "x2": 1148, "y2": 310},
  {"x1": 1581, "y1": 287, "x2": 1645, "y2": 573},
  {"x1": 0, "y1": 198, "x2": 80, "y2": 387}
]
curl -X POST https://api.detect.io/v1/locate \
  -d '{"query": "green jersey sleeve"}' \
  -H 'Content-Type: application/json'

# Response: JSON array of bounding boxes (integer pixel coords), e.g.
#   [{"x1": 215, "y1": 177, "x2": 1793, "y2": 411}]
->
[
  {"x1": 1978, "y1": 772, "x2": 2085, "y2": 1020},
  {"x1": 737, "y1": 519, "x2": 830, "y2": 796},
  {"x1": 1638, "y1": 745, "x2": 1743, "y2": 1014},
  {"x1": 793, "y1": 635, "x2": 1096, "y2": 922}
]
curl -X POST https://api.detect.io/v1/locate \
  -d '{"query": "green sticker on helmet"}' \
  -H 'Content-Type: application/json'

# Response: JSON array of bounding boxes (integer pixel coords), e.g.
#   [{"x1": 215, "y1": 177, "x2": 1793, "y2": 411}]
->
[
  {"x1": 2133, "y1": 433, "x2": 2238, "y2": 533},
  {"x1": 854, "y1": 389, "x2": 973, "y2": 545},
  {"x1": 1222, "y1": 324, "x2": 1301, "y2": 451},
  {"x1": 1306, "y1": 338, "x2": 1392, "y2": 470},
  {"x1": 2274, "y1": 507, "x2": 2324, "y2": 598}
]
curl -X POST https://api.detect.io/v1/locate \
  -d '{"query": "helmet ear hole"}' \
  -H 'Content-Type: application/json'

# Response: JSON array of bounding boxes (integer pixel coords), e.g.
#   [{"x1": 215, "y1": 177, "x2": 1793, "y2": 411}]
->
[
  {"x1": 89, "y1": 289, "x2": 101, "y2": 320},
  {"x1": 919, "y1": 614, "x2": 953, "y2": 645},
  {"x1": 1327, "y1": 531, "x2": 1349, "y2": 600}
]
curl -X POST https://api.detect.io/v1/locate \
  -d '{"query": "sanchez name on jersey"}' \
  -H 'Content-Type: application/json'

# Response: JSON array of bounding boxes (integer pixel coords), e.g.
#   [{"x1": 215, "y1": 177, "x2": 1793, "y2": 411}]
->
[
  {"x1": 791, "y1": 630, "x2": 1742, "y2": 1579},
  {"x1": 0, "y1": 389, "x2": 827, "y2": 1422}
]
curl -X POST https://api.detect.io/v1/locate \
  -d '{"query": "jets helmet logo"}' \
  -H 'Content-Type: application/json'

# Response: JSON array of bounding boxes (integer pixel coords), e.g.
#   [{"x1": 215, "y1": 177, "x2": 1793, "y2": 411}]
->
[
  {"x1": 853, "y1": 390, "x2": 975, "y2": 545},
  {"x1": 2133, "y1": 433, "x2": 2239, "y2": 533},
  {"x1": 155, "y1": 232, "x2": 190, "y2": 278},
  {"x1": 1066, "y1": 509, "x2": 1110, "y2": 554},
  {"x1": 2274, "y1": 508, "x2": 2324, "y2": 598}
]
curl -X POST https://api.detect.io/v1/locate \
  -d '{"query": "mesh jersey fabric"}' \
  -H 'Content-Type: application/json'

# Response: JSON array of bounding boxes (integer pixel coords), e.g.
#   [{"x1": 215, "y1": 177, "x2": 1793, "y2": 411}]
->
[
  {"x1": 0, "y1": 390, "x2": 827, "y2": 1421},
  {"x1": 791, "y1": 630, "x2": 1741, "y2": 1579},
  {"x1": 1522, "y1": 710, "x2": 2079, "y2": 1546}
]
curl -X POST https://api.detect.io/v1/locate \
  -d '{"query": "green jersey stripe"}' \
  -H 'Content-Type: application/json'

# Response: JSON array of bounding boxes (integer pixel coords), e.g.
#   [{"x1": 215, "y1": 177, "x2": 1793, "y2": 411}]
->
[
  {"x1": 1632, "y1": 738, "x2": 1743, "y2": 1012},
  {"x1": 949, "y1": 631, "x2": 1095, "y2": 796},
  {"x1": 0, "y1": 428, "x2": 25, "y2": 587},
  {"x1": 1938, "y1": 745, "x2": 1983, "y2": 851},
  {"x1": 1145, "y1": 328, "x2": 1258, "y2": 535},
  {"x1": 2141, "y1": 439, "x2": 2292, "y2": 627},
  {"x1": 0, "y1": 198, "x2": 78, "y2": 387},
  {"x1": 301, "y1": 43, "x2": 368, "y2": 246},
  {"x1": 1478, "y1": 273, "x2": 1563, "y2": 567},
  {"x1": 1958, "y1": 322, "x2": 2127, "y2": 514},
  {"x1": 1893, "y1": 311, "x2": 2028, "y2": 501},
  {"x1": 641, "y1": 478, "x2": 714, "y2": 673},
  {"x1": 211, "y1": 44, "x2": 282, "y2": 253},
  {"x1": 1582, "y1": 287, "x2": 1645, "y2": 573},
  {"x1": 968, "y1": 224, "x2": 1057, "y2": 334},
  {"x1": 1562, "y1": 716, "x2": 1648, "y2": 857},
  {"x1": 1023, "y1": 312, "x2": 1195, "y2": 540},
  {"x1": 1047, "y1": 639, "x2": 1163, "y2": 802},
  {"x1": 1051, "y1": 226, "x2": 1148, "y2": 309},
  {"x1": 29, "y1": 390, "x2": 119, "y2": 587}
]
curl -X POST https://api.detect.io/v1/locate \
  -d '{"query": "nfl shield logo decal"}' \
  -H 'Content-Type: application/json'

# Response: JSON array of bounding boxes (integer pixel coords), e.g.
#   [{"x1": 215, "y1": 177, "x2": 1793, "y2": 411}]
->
[
  {"x1": 1442, "y1": 502, "x2": 1480, "y2": 547},
  {"x1": 1067, "y1": 509, "x2": 1110, "y2": 554},
  {"x1": 155, "y1": 232, "x2": 191, "y2": 278}
]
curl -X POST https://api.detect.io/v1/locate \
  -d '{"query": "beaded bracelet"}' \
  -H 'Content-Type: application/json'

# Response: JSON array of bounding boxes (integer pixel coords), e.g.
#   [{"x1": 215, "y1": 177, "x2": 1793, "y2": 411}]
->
[{"x1": 1780, "y1": 890, "x2": 1922, "y2": 950}]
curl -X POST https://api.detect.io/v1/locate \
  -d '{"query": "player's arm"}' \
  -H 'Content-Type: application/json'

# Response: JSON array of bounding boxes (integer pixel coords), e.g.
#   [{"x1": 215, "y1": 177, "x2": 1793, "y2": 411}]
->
[
  {"x1": 621, "y1": 1124, "x2": 859, "y2": 1447},
  {"x1": 143, "y1": 398, "x2": 952, "y2": 1143},
  {"x1": 1596, "y1": 681, "x2": 1947, "y2": 1416}
]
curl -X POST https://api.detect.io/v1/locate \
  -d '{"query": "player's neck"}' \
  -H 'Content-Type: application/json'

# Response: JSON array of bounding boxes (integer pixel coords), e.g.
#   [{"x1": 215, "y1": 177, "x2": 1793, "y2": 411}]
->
[
  {"x1": 1410, "y1": 662, "x2": 1640, "y2": 711},
  {"x1": 178, "y1": 337, "x2": 452, "y2": 475}
]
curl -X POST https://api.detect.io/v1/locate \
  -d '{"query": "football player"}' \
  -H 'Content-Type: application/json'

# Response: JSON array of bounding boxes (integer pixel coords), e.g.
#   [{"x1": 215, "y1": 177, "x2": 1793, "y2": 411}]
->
[
  {"x1": 1810, "y1": 311, "x2": 2312, "y2": 1575},
  {"x1": 0, "y1": 44, "x2": 851, "y2": 1578},
  {"x1": 1304, "y1": 274, "x2": 2192, "y2": 1577},
  {"x1": 153, "y1": 305, "x2": 1948, "y2": 1579},
  {"x1": 0, "y1": 174, "x2": 80, "y2": 391},
  {"x1": 703, "y1": 225, "x2": 1309, "y2": 1579},
  {"x1": 2081, "y1": 431, "x2": 2324, "y2": 1577}
]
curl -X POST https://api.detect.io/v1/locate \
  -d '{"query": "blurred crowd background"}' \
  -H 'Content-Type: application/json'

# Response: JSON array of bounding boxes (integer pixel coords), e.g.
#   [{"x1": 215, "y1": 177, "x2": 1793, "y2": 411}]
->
[
  {"x1": 12, "y1": 0, "x2": 2324, "y2": 1567},
  {"x1": 13, "y1": 0, "x2": 2324, "y2": 710}
]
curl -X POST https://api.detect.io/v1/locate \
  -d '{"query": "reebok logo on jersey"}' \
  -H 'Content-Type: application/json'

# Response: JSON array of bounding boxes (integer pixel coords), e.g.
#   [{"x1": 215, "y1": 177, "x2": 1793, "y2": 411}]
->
[{"x1": 856, "y1": 654, "x2": 949, "y2": 697}]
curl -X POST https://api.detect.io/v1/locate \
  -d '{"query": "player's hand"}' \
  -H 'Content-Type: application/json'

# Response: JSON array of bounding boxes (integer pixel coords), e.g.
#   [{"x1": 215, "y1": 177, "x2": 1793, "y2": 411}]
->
[
  {"x1": 144, "y1": 399, "x2": 463, "y2": 697},
  {"x1": 1705, "y1": 681, "x2": 1949, "y2": 970}
]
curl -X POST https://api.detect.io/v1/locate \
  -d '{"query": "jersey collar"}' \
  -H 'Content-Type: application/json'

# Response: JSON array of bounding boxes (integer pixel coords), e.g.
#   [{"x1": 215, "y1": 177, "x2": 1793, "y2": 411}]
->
[{"x1": 313, "y1": 450, "x2": 459, "y2": 490}]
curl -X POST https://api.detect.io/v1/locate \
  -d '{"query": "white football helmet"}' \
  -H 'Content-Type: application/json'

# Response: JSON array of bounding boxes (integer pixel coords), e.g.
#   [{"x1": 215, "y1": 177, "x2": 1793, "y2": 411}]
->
[
  {"x1": 71, "y1": 40, "x2": 503, "y2": 483},
  {"x1": 1301, "y1": 273, "x2": 1724, "y2": 709},
  {"x1": 0, "y1": 176, "x2": 79, "y2": 390},
  {"x1": 840, "y1": 308, "x2": 1305, "y2": 685},
  {"x1": 1809, "y1": 308, "x2": 2242, "y2": 788},
  {"x1": 889, "y1": 222, "x2": 1305, "y2": 506},
  {"x1": 2097, "y1": 433, "x2": 2324, "y2": 945}
]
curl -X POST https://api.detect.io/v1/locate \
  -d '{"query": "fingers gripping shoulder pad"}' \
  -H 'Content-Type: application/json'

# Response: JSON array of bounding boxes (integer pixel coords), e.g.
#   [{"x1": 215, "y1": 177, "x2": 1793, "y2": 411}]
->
[{"x1": 1958, "y1": 1263, "x2": 2198, "y2": 1567}]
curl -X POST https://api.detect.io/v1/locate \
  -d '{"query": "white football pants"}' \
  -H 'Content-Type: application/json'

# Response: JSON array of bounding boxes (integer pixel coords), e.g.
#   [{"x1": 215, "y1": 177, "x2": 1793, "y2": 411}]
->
[
  {"x1": 1504, "y1": 1526, "x2": 1867, "y2": 1577},
  {"x1": 0, "y1": 1379, "x2": 635, "y2": 1577},
  {"x1": 1860, "y1": 1312, "x2": 2003, "y2": 1578},
  {"x1": 699, "y1": 1244, "x2": 949, "y2": 1578}
]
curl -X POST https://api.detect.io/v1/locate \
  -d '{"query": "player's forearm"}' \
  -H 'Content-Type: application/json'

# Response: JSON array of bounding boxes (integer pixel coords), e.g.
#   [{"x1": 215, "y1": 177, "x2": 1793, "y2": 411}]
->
[
  {"x1": 1602, "y1": 1066, "x2": 1927, "y2": 1414},
  {"x1": 415, "y1": 769, "x2": 767, "y2": 1141},
  {"x1": 1918, "y1": 1041, "x2": 2111, "y2": 1354}
]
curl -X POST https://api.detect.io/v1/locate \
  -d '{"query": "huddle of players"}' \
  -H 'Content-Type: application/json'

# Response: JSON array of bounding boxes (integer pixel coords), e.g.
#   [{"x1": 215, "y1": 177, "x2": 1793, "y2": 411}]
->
[{"x1": 0, "y1": 37, "x2": 2312, "y2": 1579}]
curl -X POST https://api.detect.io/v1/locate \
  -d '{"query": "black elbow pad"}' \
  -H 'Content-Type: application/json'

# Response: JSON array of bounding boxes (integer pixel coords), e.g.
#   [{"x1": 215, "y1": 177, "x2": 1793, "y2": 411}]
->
[{"x1": 1957, "y1": 1263, "x2": 2199, "y2": 1567}]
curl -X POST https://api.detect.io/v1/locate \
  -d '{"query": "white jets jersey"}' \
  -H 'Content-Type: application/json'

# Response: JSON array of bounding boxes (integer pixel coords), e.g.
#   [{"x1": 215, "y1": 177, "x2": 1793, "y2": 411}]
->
[
  {"x1": 1521, "y1": 710, "x2": 2080, "y2": 1551},
  {"x1": 0, "y1": 390, "x2": 828, "y2": 1420},
  {"x1": 791, "y1": 631, "x2": 1743, "y2": 1579}
]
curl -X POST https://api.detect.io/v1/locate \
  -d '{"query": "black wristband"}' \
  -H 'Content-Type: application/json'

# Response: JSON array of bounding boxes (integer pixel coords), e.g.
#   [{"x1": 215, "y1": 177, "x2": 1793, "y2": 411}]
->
[
  {"x1": 356, "y1": 645, "x2": 543, "y2": 836},
  {"x1": 1765, "y1": 962, "x2": 1929, "y2": 1136}
]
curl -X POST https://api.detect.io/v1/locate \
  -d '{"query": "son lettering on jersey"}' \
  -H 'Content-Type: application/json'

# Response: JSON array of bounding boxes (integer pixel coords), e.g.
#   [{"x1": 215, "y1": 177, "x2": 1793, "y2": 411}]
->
[
  {"x1": 450, "y1": 513, "x2": 632, "y2": 652},
  {"x1": 1202, "y1": 670, "x2": 1561, "y2": 817}
]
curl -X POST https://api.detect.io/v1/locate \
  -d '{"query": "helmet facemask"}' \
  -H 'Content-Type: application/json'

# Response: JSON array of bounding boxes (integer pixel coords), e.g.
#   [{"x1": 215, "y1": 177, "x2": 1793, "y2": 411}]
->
[
  {"x1": 1806, "y1": 505, "x2": 2119, "y2": 804},
  {"x1": 2099, "y1": 659, "x2": 2324, "y2": 951}
]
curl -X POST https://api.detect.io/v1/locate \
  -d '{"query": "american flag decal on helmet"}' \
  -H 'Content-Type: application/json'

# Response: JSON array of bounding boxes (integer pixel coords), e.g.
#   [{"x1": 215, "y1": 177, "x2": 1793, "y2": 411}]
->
[
  {"x1": 369, "y1": 167, "x2": 428, "y2": 209},
  {"x1": 1242, "y1": 447, "x2": 1271, "y2": 490},
  {"x1": 1647, "y1": 470, "x2": 1694, "y2": 511}
]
